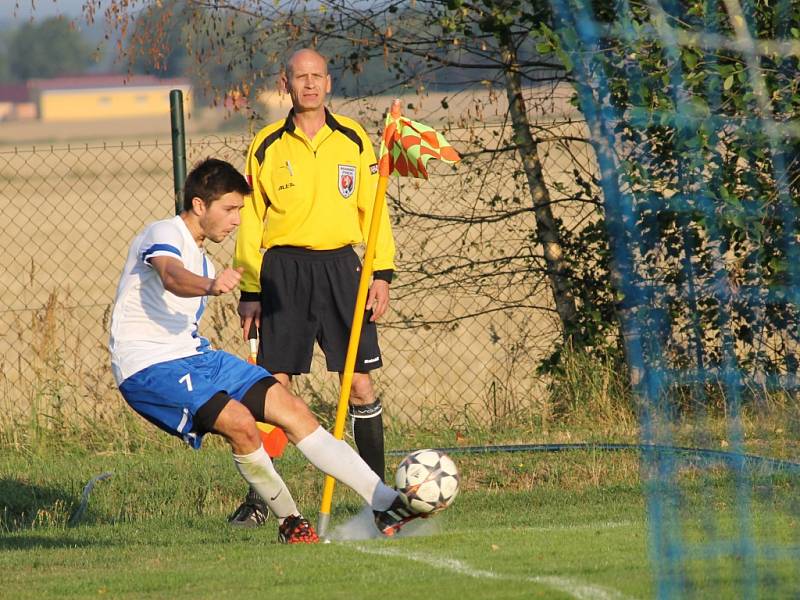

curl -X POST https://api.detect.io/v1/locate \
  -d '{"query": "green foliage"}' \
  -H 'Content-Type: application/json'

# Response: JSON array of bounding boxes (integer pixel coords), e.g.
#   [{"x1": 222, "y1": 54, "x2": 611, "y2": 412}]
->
[
  {"x1": 8, "y1": 17, "x2": 92, "y2": 80},
  {"x1": 550, "y1": 0, "x2": 800, "y2": 381}
]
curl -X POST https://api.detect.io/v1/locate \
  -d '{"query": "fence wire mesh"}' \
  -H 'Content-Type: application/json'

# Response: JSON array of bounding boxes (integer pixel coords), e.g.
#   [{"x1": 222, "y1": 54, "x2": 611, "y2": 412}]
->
[{"x1": 0, "y1": 104, "x2": 598, "y2": 434}]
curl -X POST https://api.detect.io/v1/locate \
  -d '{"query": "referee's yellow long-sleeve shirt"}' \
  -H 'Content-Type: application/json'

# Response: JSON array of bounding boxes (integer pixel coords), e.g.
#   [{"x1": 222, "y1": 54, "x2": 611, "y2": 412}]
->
[{"x1": 234, "y1": 108, "x2": 396, "y2": 299}]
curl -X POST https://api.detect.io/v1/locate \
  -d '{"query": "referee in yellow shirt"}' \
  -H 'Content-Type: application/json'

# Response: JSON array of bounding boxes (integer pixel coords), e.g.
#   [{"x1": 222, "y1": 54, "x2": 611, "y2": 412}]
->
[{"x1": 228, "y1": 48, "x2": 396, "y2": 527}]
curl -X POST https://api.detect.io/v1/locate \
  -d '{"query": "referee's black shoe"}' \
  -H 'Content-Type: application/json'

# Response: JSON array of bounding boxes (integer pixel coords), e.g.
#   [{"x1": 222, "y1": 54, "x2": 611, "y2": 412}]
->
[{"x1": 228, "y1": 487, "x2": 269, "y2": 528}]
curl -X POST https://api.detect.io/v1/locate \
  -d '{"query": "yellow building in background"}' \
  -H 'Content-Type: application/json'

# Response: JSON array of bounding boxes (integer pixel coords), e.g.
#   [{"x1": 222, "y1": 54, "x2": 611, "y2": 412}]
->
[{"x1": 28, "y1": 75, "x2": 191, "y2": 122}]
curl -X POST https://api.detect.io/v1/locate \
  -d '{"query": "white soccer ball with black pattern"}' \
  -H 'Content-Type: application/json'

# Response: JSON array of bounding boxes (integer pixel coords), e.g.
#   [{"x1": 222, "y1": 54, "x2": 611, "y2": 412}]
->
[{"x1": 394, "y1": 449, "x2": 460, "y2": 514}]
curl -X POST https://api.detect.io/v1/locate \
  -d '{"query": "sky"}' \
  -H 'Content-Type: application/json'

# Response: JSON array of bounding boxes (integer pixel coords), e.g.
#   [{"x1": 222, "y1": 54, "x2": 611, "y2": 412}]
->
[
  {"x1": 1, "y1": 1, "x2": 118, "y2": 69},
  {"x1": 1, "y1": 0, "x2": 97, "y2": 21},
  {"x1": 0, "y1": 0, "x2": 112, "y2": 43}
]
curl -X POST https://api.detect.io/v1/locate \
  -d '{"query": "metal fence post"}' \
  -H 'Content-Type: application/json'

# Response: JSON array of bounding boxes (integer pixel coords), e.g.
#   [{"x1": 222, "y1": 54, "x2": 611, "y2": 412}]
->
[{"x1": 170, "y1": 89, "x2": 187, "y2": 215}]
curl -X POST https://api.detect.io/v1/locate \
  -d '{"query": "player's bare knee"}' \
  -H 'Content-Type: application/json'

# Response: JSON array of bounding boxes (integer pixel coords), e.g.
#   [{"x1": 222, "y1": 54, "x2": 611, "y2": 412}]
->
[
  {"x1": 228, "y1": 425, "x2": 261, "y2": 453},
  {"x1": 214, "y1": 401, "x2": 260, "y2": 449}
]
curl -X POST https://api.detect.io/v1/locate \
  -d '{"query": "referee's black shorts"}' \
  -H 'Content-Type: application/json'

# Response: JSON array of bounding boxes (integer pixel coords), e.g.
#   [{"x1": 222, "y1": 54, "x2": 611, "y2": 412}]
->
[{"x1": 258, "y1": 245, "x2": 383, "y2": 375}]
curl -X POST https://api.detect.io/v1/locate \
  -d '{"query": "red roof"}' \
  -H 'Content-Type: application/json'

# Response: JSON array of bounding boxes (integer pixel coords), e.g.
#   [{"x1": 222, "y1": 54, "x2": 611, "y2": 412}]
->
[
  {"x1": 27, "y1": 74, "x2": 191, "y2": 91},
  {"x1": 0, "y1": 84, "x2": 31, "y2": 103}
]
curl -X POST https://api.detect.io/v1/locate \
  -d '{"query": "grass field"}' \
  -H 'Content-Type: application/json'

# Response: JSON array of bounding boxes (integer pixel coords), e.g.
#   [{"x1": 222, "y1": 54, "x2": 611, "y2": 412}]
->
[
  {"x1": 4, "y1": 427, "x2": 800, "y2": 599},
  {"x1": 1, "y1": 436, "x2": 650, "y2": 600}
]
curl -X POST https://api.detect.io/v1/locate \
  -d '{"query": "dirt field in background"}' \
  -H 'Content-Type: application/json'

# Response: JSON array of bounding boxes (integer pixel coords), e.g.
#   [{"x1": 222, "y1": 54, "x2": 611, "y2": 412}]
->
[
  {"x1": 0, "y1": 88, "x2": 595, "y2": 427},
  {"x1": 0, "y1": 81, "x2": 579, "y2": 144}
]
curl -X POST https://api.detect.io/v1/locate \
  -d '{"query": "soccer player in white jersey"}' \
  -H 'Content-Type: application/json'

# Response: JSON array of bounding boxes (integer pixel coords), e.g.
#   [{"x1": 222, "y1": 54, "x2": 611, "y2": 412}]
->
[{"x1": 109, "y1": 158, "x2": 420, "y2": 542}]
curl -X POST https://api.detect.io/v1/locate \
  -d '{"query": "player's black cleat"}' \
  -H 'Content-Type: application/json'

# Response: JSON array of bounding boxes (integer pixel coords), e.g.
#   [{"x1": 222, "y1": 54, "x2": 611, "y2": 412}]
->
[
  {"x1": 228, "y1": 489, "x2": 269, "y2": 528},
  {"x1": 373, "y1": 495, "x2": 425, "y2": 537},
  {"x1": 278, "y1": 514, "x2": 319, "y2": 544}
]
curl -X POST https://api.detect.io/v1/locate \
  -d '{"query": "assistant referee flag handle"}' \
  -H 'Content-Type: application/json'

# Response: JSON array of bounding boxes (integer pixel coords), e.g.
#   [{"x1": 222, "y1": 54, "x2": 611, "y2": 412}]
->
[{"x1": 316, "y1": 100, "x2": 400, "y2": 538}]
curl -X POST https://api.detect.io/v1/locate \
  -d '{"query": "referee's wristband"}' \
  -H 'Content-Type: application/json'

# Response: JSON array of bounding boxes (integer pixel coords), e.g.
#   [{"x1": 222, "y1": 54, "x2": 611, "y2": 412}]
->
[
  {"x1": 240, "y1": 291, "x2": 261, "y2": 302},
  {"x1": 372, "y1": 269, "x2": 393, "y2": 284}
]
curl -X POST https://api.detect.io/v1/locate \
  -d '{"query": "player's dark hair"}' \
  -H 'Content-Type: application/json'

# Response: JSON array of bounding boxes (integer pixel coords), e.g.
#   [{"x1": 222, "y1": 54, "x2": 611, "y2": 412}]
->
[{"x1": 182, "y1": 158, "x2": 250, "y2": 212}]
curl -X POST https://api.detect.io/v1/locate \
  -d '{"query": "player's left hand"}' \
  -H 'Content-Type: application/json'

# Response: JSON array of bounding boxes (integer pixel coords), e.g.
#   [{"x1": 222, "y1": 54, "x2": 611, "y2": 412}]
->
[{"x1": 366, "y1": 279, "x2": 390, "y2": 321}]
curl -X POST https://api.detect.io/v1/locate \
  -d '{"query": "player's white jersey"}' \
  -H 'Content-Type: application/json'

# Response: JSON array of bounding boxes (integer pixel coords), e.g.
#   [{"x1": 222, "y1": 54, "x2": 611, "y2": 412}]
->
[{"x1": 110, "y1": 215, "x2": 214, "y2": 385}]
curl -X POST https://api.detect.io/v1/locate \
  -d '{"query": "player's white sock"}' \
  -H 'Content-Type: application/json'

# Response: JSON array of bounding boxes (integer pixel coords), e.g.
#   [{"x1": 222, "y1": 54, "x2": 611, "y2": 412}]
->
[
  {"x1": 295, "y1": 426, "x2": 397, "y2": 510},
  {"x1": 232, "y1": 445, "x2": 299, "y2": 519}
]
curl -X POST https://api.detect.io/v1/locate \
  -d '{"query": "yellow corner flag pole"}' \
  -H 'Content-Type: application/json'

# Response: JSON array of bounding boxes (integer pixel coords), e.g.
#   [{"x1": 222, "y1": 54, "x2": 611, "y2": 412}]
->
[{"x1": 316, "y1": 100, "x2": 400, "y2": 538}]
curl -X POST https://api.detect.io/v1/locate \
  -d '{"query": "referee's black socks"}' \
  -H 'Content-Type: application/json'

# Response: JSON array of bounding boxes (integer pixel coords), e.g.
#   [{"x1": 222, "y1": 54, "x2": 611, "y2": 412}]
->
[{"x1": 349, "y1": 400, "x2": 385, "y2": 482}]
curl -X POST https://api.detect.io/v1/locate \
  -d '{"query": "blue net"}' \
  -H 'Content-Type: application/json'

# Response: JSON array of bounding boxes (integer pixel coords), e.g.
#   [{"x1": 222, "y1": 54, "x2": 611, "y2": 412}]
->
[{"x1": 548, "y1": 0, "x2": 800, "y2": 595}]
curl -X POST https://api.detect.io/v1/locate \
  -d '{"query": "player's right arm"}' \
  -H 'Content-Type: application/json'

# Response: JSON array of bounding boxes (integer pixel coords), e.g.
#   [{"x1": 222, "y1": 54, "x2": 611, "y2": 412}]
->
[{"x1": 150, "y1": 255, "x2": 242, "y2": 297}]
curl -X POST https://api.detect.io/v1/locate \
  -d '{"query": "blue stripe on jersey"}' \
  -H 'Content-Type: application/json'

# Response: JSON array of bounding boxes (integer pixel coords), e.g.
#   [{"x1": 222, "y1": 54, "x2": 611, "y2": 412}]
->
[
  {"x1": 142, "y1": 243, "x2": 181, "y2": 264},
  {"x1": 195, "y1": 255, "x2": 209, "y2": 323},
  {"x1": 191, "y1": 329, "x2": 212, "y2": 353},
  {"x1": 190, "y1": 255, "x2": 211, "y2": 351}
]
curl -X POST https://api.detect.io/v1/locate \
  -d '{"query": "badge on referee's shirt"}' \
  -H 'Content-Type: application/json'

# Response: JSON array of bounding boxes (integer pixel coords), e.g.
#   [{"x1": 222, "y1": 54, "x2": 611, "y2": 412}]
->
[{"x1": 338, "y1": 164, "x2": 356, "y2": 198}]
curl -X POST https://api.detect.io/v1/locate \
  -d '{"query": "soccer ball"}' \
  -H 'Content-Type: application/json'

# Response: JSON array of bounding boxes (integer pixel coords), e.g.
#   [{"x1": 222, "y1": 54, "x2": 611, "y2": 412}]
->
[{"x1": 394, "y1": 449, "x2": 460, "y2": 514}]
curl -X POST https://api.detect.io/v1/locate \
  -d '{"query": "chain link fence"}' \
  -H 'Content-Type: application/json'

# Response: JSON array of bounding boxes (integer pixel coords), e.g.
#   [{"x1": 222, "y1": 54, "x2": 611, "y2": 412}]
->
[{"x1": 0, "y1": 95, "x2": 598, "y2": 435}]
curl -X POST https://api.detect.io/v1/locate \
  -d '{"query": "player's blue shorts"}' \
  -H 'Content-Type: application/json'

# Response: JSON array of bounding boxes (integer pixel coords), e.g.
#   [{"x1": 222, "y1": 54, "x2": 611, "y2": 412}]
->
[{"x1": 119, "y1": 351, "x2": 271, "y2": 449}]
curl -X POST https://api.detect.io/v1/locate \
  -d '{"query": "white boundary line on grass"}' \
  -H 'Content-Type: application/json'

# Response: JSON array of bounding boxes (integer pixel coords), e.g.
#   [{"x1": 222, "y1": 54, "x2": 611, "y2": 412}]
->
[
  {"x1": 347, "y1": 543, "x2": 635, "y2": 600},
  {"x1": 435, "y1": 519, "x2": 636, "y2": 537}
]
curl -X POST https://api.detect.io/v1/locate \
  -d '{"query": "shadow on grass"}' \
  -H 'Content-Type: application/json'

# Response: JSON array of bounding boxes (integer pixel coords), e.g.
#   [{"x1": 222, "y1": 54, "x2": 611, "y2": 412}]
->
[
  {"x1": 0, "y1": 535, "x2": 101, "y2": 551},
  {"x1": 0, "y1": 477, "x2": 78, "y2": 532}
]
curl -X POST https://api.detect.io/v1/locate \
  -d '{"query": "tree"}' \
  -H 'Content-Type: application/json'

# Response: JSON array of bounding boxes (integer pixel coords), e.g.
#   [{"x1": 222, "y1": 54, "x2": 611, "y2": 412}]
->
[
  {"x1": 8, "y1": 17, "x2": 92, "y2": 80},
  {"x1": 0, "y1": 31, "x2": 11, "y2": 83},
  {"x1": 547, "y1": 0, "x2": 800, "y2": 385},
  {"x1": 460, "y1": 1, "x2": 581, "y2": 342},
  {"x1": 128, "y1": 2, "x2": 190, "y2": 79}
]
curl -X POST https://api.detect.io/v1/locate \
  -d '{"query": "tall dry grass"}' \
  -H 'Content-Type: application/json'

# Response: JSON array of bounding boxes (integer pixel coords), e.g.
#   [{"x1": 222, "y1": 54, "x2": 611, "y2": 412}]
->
[
  {"x1": 540, "y1": 344, "x2": 637, "y2": 435},
  {"x1": 0, "y1": 280, "x2": 129, "y2": 451}
]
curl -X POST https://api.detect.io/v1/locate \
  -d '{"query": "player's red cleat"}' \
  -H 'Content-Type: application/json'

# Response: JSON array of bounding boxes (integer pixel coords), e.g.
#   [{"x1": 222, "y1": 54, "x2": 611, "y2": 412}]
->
[
  {"x1": 373, "y1": 495, "x2": 426, "y2": 536},
  {"x1": 278, "y1": 514, "x2": 319, "y2": 544}
]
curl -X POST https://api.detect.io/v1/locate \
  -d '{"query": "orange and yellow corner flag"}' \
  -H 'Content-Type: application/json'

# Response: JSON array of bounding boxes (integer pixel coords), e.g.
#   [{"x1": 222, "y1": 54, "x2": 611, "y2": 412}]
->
[
  {"x1": 378, "y1": 109, "x2": 461, "y2": 179},
  {"x1": 256, "y1": 422, "x2": 288, "y2": 458}
]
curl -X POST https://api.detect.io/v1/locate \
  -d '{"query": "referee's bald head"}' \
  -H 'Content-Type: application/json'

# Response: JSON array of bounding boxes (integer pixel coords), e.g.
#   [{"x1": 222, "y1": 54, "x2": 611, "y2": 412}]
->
[{"x1": 285, "y1": 48, "x2": 329, "y2": 79}]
